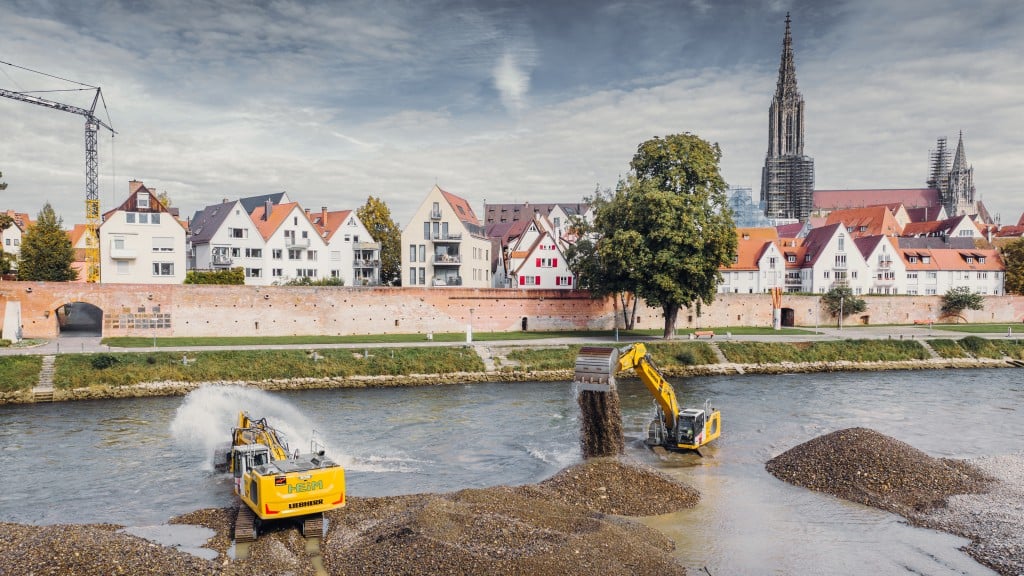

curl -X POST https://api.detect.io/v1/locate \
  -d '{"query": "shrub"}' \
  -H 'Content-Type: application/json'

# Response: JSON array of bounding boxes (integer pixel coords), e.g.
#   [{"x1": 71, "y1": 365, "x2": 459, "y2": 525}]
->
[{"x1": 90, "y1": 354, "x2": 119, "y2": 369}]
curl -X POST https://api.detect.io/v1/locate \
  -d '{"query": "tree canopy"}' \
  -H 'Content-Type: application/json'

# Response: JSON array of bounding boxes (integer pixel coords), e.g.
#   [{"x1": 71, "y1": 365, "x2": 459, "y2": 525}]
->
[
  {"x1": 357, "y1": 196, "x2": 402, "y2": 286},
  {"x1": 17, "y1": 203, "x2": 76, "y2": 281},
  {"x1": 821, "y1": 286, "x2": 866, "y2": 326},
  {"x1": 0, "y1": 170, "x2": 7, "y2": 191},
  {"x1": 578, "y1": 133, "x2": 737, "y2": 338},
  {"x1": 940, "y1": 286, "x2": 984, "y2": 321},
  {"x1": 1001, "y1": 239, "x2": 1024, "y2": 295}
]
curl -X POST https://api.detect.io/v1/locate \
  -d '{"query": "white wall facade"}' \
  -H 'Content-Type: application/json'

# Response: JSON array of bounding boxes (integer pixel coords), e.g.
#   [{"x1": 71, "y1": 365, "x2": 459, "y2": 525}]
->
[
  {"x1": 401, "y1": 186, "x2": 491, "y2": 288},
  {"x1": 99, "y1": 210, "x2": 186, "y2": 284}
]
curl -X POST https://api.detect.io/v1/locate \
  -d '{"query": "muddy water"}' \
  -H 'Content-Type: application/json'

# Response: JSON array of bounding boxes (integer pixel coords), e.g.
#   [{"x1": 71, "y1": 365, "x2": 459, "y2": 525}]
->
[{"x1": 1, "y1": 369, "x2": 1022, "y2": 574}]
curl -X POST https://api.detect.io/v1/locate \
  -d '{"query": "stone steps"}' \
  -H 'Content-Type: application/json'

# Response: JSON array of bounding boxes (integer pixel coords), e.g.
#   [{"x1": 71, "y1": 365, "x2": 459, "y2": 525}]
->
[{"x1": 32, "y1": 355, "x2": 56, "y2": 402}]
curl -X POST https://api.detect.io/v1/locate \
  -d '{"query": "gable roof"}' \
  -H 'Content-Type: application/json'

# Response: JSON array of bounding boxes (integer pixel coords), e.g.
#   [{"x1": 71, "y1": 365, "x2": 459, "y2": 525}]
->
[
  {"x1": 439, "y1": 187, "x2": 481, "y2": 227},
  {"x1": 311, "y1": 209, "x2": 352, "y2": 242},
  {"x1": 901, "y1": 215, "x2": 971, "y2": 238},
  {"x1": 1, "y1": 210, "x2": 32, "y2": 231},
  {"x1": 239, "y1": 192, "x2": 289, "y2": 215},
  {"x1": 896, "y1": 236, "x2": 976, "y2": 250},
  {"x1": 251, "y1": 201, "x2": 303, "y2": 241},
  {"x1": 905, "y1": 206, "x2": 944, "y2": 223},
  {"x1": 814, "y1": 189, "x2": 941, "y2": 212},
  {"x1": 484, "y1": 202, "x2": 590, "y2": 225},
  {"x1": 825, "y1": 206, "x2": 902, "y2": 237},
  {"x1": 729, "y1": 228, "x2": 780, "y2": 271},
  {"x1": 800, "y1": 222, "x2": 843, "y2": 267},
  {"x1": 776, "y1": 222, "x2": 804, "y2": 238},
  {"x1": 189, "y1": 200, "x2": 238, "y2": 244},
  {"x1": 486, "y1": 219, "x2": 531, "y2": 248}
]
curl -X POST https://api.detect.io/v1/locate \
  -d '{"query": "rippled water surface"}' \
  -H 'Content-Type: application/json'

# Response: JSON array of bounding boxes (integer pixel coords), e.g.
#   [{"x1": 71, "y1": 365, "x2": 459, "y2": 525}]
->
[{"x1": 2, "y1": 368, "x2": 1022, "y2": 574}]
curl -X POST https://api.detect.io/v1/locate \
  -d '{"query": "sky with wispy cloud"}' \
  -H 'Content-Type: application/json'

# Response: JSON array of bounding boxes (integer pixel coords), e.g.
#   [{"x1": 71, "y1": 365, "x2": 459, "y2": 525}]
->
[{"x1": 1, "y1": 0, "x2": 1022, "y2": 228}]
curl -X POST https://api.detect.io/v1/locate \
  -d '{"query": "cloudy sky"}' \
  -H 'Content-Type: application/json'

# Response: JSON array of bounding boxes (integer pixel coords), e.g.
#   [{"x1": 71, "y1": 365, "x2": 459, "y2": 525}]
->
[{"x1": 1, "y1": 0, "x2": 1022, "y2": 229}]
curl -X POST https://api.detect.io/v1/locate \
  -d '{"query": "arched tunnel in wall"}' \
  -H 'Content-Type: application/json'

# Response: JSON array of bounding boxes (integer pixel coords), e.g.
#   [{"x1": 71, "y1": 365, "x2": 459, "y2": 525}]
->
[{"x1": 57, "y1": 302, "x2": 104, "y2": 337}]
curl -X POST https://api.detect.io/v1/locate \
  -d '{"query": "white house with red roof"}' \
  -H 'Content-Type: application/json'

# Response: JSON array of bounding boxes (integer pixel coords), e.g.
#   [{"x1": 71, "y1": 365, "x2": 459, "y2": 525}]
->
[
  {"x1": 718, "y1": 228, "x2": 785, "y2": 294},
  {"x1": 250, "y1": 200, "x2": 329, "y2": 284},
  {"x1": 505, "y1": 217, "x2": 575, "y2": 289},
  {"x1": 797, "y1": 223, "x2": 871, "y2": 294},
  {"x1": 309, "y1": 207, "x2": 380, "y2": 286},
  {"x1": 188, "y1": 199, "x2": 267, "y2": 281},
  {"x1": 1, "y1": 209, "x2": 32, "y2": 273},
  {"x1": 99, "y1": 181, "x2": 187, "y2": 284},
  {"x1": 897, "y1": 244, "x2": 1004, "y2": 296},
  {"x1": 854, "y1": 236, "x2": 906, "y2": 295},
  {"x1": 401, "y1": 185, "x2": 491, "y2": 288}
]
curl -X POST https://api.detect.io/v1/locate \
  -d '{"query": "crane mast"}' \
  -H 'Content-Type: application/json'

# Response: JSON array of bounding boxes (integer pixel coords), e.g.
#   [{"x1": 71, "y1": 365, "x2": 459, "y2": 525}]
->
[{"x1": 0, "y1": 85, "x2": 115, "y2": 282}]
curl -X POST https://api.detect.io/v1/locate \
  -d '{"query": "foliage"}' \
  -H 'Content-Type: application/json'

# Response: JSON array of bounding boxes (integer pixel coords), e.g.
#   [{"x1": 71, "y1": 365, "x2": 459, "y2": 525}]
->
[
  {"x1": 820, "y1": 286, "x2": 866, "y2": 324},
  {"x1": 0, "y1": 170, "x2": 6, "y2": 191},
  {"x1": 16, "y1": 203, "x2": 76, "y2": 281},
  {"x1": 357, "y1": 196, "x2": 402, "y2": 286},
  {"x1": 156, "y1": 191, "x2": 172, "y2": 208},
  {"x1": 939, "y1": 286, "x2": 984, "y2": 321},
  {"x1": 90, "y1": 354, "x2": 120, "y2": 369},
  {"x1": 1001, "y1": 238, "x2": 1024, "y2": 295},
  {"x1": 927, "y1": 339, "x2": 969, "y2": 359},
  {"x1": 503, "y1": 346, "x2": 581, "y2": 371},
  {"x1": 54, "y1": 347, "x2": 485, "y2": 387},
  {"x1": 718, "y1": 340, "x2": 929, "y2": 363},
  {"x1": 582, "y1": 133, "x2": 737, "y2": 338},
  {"x1": 0, "y1": 356, "x2": 42, "y2": 392},
  {"x1": 184, "y1": 267, "x2": 245, "y2": 285},
  {"x1": 645, "y1": 342, "x2": 719, "y2": 366},
  {"x1": 279, "y1": 276, "x2": 345, "y2": 286}
]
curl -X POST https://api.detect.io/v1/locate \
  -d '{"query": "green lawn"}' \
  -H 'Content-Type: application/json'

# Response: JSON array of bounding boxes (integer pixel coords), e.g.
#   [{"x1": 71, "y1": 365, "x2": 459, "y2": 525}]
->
[
  {"x1": 0, "y1": 356, "x2": 43, "y2": 392},
  {"x1": 53, "y1": 346, "x2": 485, "y2": 387},
  {"x1": 718, "y1": 339, "x2": 930, "y2": 364},
  {"x1": 501, "y1": 341, "x2": 719, "y2": 372},
  {"x1": 928, "y1": 323, "x2": 1024, "y2": 334}
]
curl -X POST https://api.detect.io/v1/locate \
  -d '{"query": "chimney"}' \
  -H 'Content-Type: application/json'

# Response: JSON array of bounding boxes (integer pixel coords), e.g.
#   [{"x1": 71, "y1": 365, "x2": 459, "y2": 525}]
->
[
  {"x1": 321, "y1": 206, "x2": 328, "y2": 226},
  {"x1": 222, "y1": 198, "x2": 229, "y2": 204},
  {"x1": 263, "y1": 199, "x2": 272, "y2": 221},
  {"x1": 129, "y1": 180, "x2": 145, "y2": 194}
]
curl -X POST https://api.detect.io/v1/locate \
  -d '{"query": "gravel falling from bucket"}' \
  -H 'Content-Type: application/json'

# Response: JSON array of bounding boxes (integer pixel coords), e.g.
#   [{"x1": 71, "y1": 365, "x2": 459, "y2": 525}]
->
[{"x1": 578, "y1": 389, "x2": 625, "y2": 458}]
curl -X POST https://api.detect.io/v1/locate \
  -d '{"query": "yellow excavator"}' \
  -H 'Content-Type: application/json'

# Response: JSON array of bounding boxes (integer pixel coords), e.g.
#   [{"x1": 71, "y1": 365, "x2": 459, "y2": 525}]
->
[
  {"x1": 226, "y1": 412, "x2": 346, "y2": 542},
  {"x1": 574, "y1": 343, "x2": 721, "y2": 453}
]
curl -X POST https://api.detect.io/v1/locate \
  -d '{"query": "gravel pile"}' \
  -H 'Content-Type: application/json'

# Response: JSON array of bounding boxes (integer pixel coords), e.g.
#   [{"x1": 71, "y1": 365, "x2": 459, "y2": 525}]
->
[
  {"x1": 0, "y1": 458, "x2": 696, "y2": 575},
  {"x1": 765, "y1": 427, "x2": 992, "y2": 517},
  {"x1": 0, "y1": 522, "x2": 218, "y2": 576}
]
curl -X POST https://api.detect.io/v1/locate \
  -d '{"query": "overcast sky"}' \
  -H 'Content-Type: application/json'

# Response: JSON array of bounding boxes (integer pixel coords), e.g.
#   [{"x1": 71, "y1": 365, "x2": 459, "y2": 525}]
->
[{"x1": 1, "y1": 0, "x2": 1022, "y2": 229}]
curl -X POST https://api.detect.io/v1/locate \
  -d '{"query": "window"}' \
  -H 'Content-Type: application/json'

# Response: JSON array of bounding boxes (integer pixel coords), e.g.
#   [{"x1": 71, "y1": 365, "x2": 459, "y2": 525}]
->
[
  {"x1": 245, "y1": 248, "x2": 262, "y2": 258},
  {"x1": 126, "y1": 213, "x2": 136, "y2": 224},
  {"x1": 139, "y1": 213, "x2": 149, "y2": 224},
  {"x1": 805, "y1": 255, "x2": 811, "y2": 263},
  {"x1": 927, "y1": 271, "x2": 937, "y2": 280},
  {"x1": 423, "y1": 222, "x2": 430, "y2": 240},
  {"x1": 272, "y1": 268, "x2": 283, "y2": 277},
  {"x1": 536, "y1": 257, "x2": 557, "y2": 268},
  {"x1": 966, "y1": 257, "x2": 974, "y2": 264},
  {"x1": 979, "y1": 256, "x2": 986, "y2": 263},
  {"x1": 113, "y1": 237, "x2": 126, "y2": 250},
  {"x1": 344, "y1": 234, "x2": 351, "y2": 242},
  {"x1": 837, "y1": 235, "x2": 845, "y2": 251},
  {"x1": 419, "y1": 268, "x2": 425, "y2": 285},
  {"x1": 769, "y1": 257, "x2": 776, "y2": 269},
  {"x1": 330, "y1": 270, "x2": 340, "y2": 278},
  {"x1": 555, "y1": 276, "x2": 573, "y2": 286},
  {"x1": 824, "y1": 271, "x2": 830, "y2": 279},
  {"x1": 288, "y1": 249, "x2": 302, "y2": 260},
  {"x1": 137, "y1": 191, "x2": 150, "y2": 208},
  {"x1": 302, "y1": 230, "x2": 308, "y2": 239},
  {"x1": 230, "y1": 228, "x2": 247, "y2": 239},
  {"x1": 228, "y1": 247, "x2": 240, "y2": 257},
  {"x1": 296, "y1": 268, "x2": 317, "y2": 277},
  {"x1": 410, "y1": 267, "x2": 416, "y2": 285},
  {"x1": 959, "y1": 229, "x2": 973, "y2": 237},
  {"x1": 978, "y1": 272, "x2": 988, "y2": 279},
  {"x1": 117, "y1": 261, "x2": 129, "y2": 275},
  {"x1": 245, "y1": 268, "x2": 262, "y2": 278},
  {"x1": 272, "y1": 249, "x2": 282, "y2": 259},
  {"x1": 330, "y1": 251, "x2": 341, "y2": 261},
  {"x1": 307, "y1": 250, "x2": 318, "y2": 261},
  {"x1": 851, "y1": 271, "x2": 858, "y2": 279},
  {"x1": 410, "y1": 244, "x2": 417, "y2": 262},
  {"x1": 353, "y1": 235, "x2": 359, "y2": 242},
  {"x1": 419, "y1": 245, "x2": 426, "y2": 262},
  {"x1": 151, "y1": 213, "x2": 161, "y2": 224},
  {"x1": 519, "y1": 275, "x2": 541, "y2": 286},
  {"x1": 152, "y1": 262, "x2": 174, "y2": 276},
  {"x1": 908, "y1": 256, "x2": 918, "y2": 263},
  {"x1": 907, "y1": 272, "x2": 918, "y2": 280},
  {"x1": 787, "y1": 255, "x2": 796, "y2": 263},
  {"x1": 834, "y1": 254, "x2": 846, "y2": 267},
  {"x1": 431, "y1": 202, "x2": 441, "y2": 218},
  {"x1": 152, "y1": 237, "x2": 174, "y2": 252},
  {"x1": 922, "y1": 256, "x2": 931, "y2": 264}
]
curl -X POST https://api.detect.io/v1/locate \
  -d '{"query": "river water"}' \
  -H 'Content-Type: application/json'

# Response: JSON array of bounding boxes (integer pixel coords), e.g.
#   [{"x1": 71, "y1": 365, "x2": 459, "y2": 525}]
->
[{"x1": 1, "y1": 368, "x2": 1022, "y2": 574}]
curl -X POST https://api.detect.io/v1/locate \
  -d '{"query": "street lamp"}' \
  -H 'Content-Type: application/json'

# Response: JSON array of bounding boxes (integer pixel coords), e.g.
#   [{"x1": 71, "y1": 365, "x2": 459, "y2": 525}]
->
[{"x1": 467, "y1": 308, "x2": 475, "y2": 343}]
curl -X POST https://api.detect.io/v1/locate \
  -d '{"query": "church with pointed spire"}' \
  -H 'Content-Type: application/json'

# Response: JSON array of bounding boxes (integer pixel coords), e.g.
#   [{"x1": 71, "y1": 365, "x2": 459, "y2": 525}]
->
[{"x1": 761, "y1": 13, "x2": 815, "y2": 222}]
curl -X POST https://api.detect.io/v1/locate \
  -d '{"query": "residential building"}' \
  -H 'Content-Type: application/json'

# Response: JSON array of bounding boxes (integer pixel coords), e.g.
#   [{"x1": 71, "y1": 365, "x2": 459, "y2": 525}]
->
[
  {"x1": 402, "y1": 185, "x2": 491, "y2": 288},
  {"x1": 901, "y1": 215, "x2": 978, "y2": 241},
  {"x1": 99, "y1": 180, "x2": 187, "y2": 284},
  {"x1": 484, "y1": 201, "x2": 590, "y2": 250},
  {"x1": 67, "y1": 223, "x2": 91, "y2": 282},
  {"x1": 761, "y1": 14, "x2": 815, "y2": 222},
  {"x1": 504, "y1": 217, "x2": 575, "y2": 289},
  {"x1": 310, "y1": 207, "x2": 381, "y2": 286},
  {"x1": 797, "y1": 223, "x2": 870, "y2": 294},
  {"x1": 251, "y1": 201, "x2": 328, "y2": 283},
  {"x1": 1, "y1": 210, "x2": 31, "y2": 272},
  {"x1": 719, "y1": 228, "x2": 785, "y2": 294},
  {"x1": 898, "y1": 246, "x2": 1004, "y2": 296},
  {"x1": 825, "y1": 206, "x2": 903, "y2": 238},
  {"x1": 813, "y1": 189, "x2": 941, "y2": 218},
  {"x1": 856, "y1": 236, "x2": 905, "y2": 295},
  {"x1": 188, "y1": 199, "x2": 267, "y2": 281}
]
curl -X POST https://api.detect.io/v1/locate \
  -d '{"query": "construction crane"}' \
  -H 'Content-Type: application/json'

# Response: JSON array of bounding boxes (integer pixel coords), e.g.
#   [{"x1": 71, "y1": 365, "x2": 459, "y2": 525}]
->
[{"x1": 0, "y1": 61, "x2": 115, "y2": 282}]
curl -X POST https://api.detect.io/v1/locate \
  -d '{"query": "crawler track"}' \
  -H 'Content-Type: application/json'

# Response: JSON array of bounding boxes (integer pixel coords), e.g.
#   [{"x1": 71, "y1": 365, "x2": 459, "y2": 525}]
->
[{"x1": 234, "y1": 505, "x2": 256, "y2": 543}]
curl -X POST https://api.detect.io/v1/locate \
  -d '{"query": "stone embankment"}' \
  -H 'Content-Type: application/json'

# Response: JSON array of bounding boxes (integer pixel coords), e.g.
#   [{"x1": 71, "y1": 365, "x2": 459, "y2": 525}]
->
[
  {"x1": 0, "y1": 458, "x2": 699, "y2": 576},
  {"x1": 767, "y1": 428, "x2": 1024, "y2": 576}
]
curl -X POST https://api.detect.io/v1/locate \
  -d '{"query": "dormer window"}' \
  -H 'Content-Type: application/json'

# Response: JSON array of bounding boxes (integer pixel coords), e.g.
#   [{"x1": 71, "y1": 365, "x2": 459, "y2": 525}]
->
[
  {"x1": 137, "y1": 192, "x2": 150, "y2": 209},
  {"x1": 922, "y1": 256, "x2": 931, "y2": 264},
  {"x1": 908, "y1": 256, "x2": 918, "y2": 263},
  {"x1": 979, "y1": 256, "x2": 986, "y2": 263},
  {"x1": 966, "y1": 257, "x2": 974, "y2": 263},
  {"x1": 787, "y1": 255, "x2": 796, "y2": 263}
]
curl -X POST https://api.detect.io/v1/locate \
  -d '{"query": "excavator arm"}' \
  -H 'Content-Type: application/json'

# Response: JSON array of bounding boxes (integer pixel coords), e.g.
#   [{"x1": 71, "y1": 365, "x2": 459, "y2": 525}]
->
[
  {"x1": 574, "y1": 343, "x2": 680, "y2": 431},
  {"x1": 233, "y1": 411, "x2": 291, "y2": 461}
]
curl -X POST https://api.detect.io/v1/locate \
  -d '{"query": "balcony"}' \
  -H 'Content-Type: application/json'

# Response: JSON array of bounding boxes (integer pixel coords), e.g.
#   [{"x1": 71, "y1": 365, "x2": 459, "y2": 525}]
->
[
  {"x1": 432, "y1": 276, "x2": 462, "y2": 287},
  {"x1": 432, "y1": 232, "x2": 462, "y2": 242},
  {"x1": 354, "y1": 259, "x2": 380, "y2": 268},
  {"x1": 212, "y1": 254, "x2": 233, "y2": 266},
  {"x1": 433, "y1": 254, "x2": 462, "y2": 266},
  {"x1": 108, "y1": 246, "x2": 136, "y2": 260}
]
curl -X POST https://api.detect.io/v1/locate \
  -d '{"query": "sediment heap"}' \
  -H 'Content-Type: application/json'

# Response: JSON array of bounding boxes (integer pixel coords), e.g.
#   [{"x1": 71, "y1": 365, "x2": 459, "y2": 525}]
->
[{"x1": 0, "y1": 458, "x2": 700, "y2": 576}]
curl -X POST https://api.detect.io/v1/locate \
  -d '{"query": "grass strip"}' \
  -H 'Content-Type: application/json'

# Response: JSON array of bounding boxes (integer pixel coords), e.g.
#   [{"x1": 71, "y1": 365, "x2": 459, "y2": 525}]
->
[
  {"x1": 502, "y1": 341, "x2": 718, "y2": 372},
  {"x1": 53, "y1": 347, "x2": 485, "y2": 388},
  {"x1": 0, "y1": 356, "x2": 43, "y2": 392},
  {"x1": 718, "y1": 339, "x2": 930, "y2": 364}
]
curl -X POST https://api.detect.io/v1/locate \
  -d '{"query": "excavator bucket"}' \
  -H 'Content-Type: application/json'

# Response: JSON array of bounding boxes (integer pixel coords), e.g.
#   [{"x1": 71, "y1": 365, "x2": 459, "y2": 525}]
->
[{"x1": 573, "y1": 346, "x2": 620, "y2": 392}]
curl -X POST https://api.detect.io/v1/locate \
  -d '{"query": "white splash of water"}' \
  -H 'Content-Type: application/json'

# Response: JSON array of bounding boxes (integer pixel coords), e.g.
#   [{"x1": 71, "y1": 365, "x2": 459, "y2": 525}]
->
[{"x1": 169, "y1": 385, "x2": 317, "y2": 470}]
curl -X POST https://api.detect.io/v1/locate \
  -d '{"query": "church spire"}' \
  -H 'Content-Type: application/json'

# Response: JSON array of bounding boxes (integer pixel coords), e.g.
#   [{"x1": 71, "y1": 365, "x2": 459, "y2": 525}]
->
[
  {"x1": 775, "y1": 12, "x2": 800, "y2": 102},
  {"x1": 951, "y1": 130, "x2": 968, "y2": 172}
]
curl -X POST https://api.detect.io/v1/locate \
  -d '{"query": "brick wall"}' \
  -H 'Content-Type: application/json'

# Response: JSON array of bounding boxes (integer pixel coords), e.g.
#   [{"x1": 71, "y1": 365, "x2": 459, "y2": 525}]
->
[{"x1": 2, "y1": 281, "x2": 1024, "y2": 339}]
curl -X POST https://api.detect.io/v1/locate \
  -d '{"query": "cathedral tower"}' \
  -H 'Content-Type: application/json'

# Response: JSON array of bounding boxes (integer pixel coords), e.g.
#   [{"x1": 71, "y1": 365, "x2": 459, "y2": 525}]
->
[
  {"x1": 945, "y1": 132, "x2": 975, "y2": 217},
  {"x1": 761, "y1": 13, "x2": 815, "y2": 222}
]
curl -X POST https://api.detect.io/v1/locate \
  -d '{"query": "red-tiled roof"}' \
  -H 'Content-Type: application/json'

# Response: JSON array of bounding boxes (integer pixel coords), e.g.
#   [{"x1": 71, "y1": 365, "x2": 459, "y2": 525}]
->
[
  {"x1": 814, "y1": 189, "x2": 941, "y2": 211},
  {"x1": 439, "y1": 188, "x2": 480, "y2": 226},
  {"x1": 251, "y1": 202, "x2": 302, "y2": 241},
  {"x1": 825, "y1": 206, "x2": 902, "y2": 237},
  {"x1": 312, "y1": 209, "x2": 352, "y2": 242},
  {"x1": 728, "y1": 228, "x2": 779, "y2": 271}
]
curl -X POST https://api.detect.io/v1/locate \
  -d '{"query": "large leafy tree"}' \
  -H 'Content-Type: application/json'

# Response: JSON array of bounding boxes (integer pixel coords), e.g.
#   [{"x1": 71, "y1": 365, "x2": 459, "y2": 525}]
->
[
  {"x1": 588, "y1": 133, "x2": 737, "y2": 338},
  {"x1": 17, "y1": 203, "x2": 76, "y2": 281},
  {"x1": 0, "y1": 212, "x2": 13, "y2": 275},
  {"x1": 0, "y1": 170, "x2": 7, "y2": 191},
  {"x1": 357, "y1": 196, "x2": 402, "y2": 286},
  {"x1": 1001, "y1": 238, "x2": 1024, "y2": 295},
  {"x1": 940, "y1": 286, "x2": 984, "y2": 322}
]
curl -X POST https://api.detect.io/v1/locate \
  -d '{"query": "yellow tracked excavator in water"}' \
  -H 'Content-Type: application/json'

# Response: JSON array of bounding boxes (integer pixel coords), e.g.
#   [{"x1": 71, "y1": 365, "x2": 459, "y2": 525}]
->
[
  {"x1": 574, "y1": 343, "x2": 721, "y2": 453},
  {"x1": 223, "y1": 412, "x2": 346, "y2": 542}
]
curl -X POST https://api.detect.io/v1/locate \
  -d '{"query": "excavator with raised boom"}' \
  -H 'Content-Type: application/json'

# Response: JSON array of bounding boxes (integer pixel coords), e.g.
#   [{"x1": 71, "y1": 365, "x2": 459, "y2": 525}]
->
[
  {"x1": 225, "y1": 412, "x2": 345, "y2": 542},
  {"x1": 574, "y1": 343, "x2": 721, "y2": 453}
]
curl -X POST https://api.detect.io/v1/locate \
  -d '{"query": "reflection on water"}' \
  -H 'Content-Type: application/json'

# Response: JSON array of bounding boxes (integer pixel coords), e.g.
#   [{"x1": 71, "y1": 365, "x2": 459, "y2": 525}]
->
[{"x1": 0, "y1": 369, "x2": 1020, "y2": 574}]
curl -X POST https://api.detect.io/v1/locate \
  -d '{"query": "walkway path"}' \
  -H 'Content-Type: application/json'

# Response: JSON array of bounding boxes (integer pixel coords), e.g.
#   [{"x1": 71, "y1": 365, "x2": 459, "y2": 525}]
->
[{"x1": 31, "y1": 355, "x2": 55, "y2": 402}]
